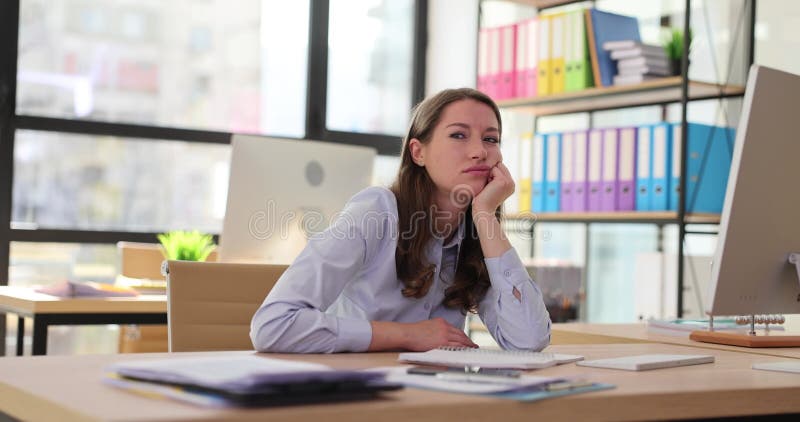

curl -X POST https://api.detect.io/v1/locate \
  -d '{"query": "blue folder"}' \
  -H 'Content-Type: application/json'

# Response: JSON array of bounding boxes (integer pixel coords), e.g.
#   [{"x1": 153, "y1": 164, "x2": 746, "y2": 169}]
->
[
  {"x1": 650, "y1": 123, "x2": 671, "y2": 211},
  {"x1": 586, "y1": 9, "x2": 641, "y2": 87},
  {"x1": 532, "y1": 133, "x2": 547, "y2": 213},
  {"x1": 669, "y1": 123, "x2": 736, "y2": 213},
  {"x1": 635, "y1": 125, "x2": 652, "y2": 211},
  {"x1": 543, "y1": 133, "x2": 562, "y2": 212}
]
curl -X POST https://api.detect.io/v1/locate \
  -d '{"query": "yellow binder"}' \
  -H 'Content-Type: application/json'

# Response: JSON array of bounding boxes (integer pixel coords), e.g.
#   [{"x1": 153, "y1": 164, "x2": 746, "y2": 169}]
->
[
  {"x1": 537, "y1": 15, "x2": 552, "y2": 96},
  {"x1": 550, "y1": 13, "x2": 566, "y2": 94},
  {"x1": 518, "y1": 133, "x2": 533, "y2": 213}
]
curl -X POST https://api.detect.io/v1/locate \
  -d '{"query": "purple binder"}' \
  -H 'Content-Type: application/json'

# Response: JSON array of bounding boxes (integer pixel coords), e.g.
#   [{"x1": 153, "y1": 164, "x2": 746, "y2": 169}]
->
[
  {"x1": 600, "y1": 128, "x2": 619, "y2": 211},
  {"x1": 560, "y1": 132, "x2": 575, "y2": 212}
]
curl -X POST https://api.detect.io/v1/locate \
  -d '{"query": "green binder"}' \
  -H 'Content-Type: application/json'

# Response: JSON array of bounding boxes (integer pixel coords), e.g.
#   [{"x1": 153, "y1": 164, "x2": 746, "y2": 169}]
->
[{"x1": 565, "y1": 10, "x2": 594, "y2": 92}]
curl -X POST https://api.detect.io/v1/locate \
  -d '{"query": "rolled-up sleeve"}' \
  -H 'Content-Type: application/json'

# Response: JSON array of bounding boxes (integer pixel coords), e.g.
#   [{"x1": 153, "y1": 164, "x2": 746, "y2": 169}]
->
[
  {"x1": 478, "y1": 248, "x2": 551, "y2": 351},
  {"x1": 249, "y1": 187, "x2": 393, "y2": 353}
]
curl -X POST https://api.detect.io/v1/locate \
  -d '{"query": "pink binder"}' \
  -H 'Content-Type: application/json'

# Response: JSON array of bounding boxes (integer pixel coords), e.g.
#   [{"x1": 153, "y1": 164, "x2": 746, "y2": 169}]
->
[
  {"x1": 499, "y1": 24, "x2": 517, "y2": 99},
  {"x1": 487, "y1": 27, "x2": 501, "y2": 100},
  {"x1": 616, "y1": 127, "x2": 637, "y2": 211},
  {"x1": 587, "y1": 129, "x2": 604, "y2": 211},
  {"x1": 477, "y1": 28, "x2": 491, "y2": 95},
  {"x1": 514, "y1": 21, "x2": 527, "y2": 98},
  {"x1": 525, "y1": 18, "x2": 539, "y2": 97},
  {"x1": 600, "y1": 128, "x2": 619, "y2": 212}
]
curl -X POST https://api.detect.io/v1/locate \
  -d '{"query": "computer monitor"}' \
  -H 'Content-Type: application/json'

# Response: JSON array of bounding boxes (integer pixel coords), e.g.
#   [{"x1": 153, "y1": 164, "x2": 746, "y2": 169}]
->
[
  {"x1": 705, "y1": 65, "x2": 800, "y2": 321},
  {"x1": 219, "y1": 135, "x2": 376, "y2": 264}
]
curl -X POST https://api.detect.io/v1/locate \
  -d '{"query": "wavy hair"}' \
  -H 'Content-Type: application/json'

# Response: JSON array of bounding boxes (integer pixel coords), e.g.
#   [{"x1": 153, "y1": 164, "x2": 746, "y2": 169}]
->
[{"x1": 390, "y1": 88, "x2": 503, "y2": 314}]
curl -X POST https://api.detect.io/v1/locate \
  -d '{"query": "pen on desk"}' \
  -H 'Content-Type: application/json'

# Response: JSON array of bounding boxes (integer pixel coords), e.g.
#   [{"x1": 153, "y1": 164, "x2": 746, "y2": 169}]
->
[
  {"x1": 433, "y1": 372, "x2": 522, "y2": 385},
  {"x1": 406, "y1": 367, "x2": 522, "y2": 378}
]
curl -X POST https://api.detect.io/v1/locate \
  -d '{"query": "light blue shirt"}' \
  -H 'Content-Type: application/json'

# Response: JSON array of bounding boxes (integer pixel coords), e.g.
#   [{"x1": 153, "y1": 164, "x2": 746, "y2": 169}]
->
[{"x1": 250, "y1": 186, "x2": 551, "y2": 353}]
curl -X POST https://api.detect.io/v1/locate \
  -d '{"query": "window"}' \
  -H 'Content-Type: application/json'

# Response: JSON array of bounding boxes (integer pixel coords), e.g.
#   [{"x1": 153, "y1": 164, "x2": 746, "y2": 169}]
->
[
  {"x1": 13, "y1": 130, "x2": 230, "y2": 233},
  {"x1": 17, "y1": 0, "x2": 309, "y2": 137},
  {"x1": 326, "y1": 0, "x2": 415, "y2": 136},
  {"x1": 0, "y1": 0, "x2": 426, "y2": 296}
]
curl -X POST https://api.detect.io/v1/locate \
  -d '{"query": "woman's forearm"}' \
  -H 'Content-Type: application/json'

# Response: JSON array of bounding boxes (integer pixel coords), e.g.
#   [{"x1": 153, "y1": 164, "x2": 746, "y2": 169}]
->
[
  {"x1": 472, "y1": 209, "x2": 512, "y2": 258},
  {"x1": 368, "y1": 318, "x2": 478, "y2": 351}
]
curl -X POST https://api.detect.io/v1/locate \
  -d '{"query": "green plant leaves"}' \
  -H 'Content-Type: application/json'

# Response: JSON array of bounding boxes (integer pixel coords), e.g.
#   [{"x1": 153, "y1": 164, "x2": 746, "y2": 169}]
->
[
  {"x1": 663, "y1": 27, "x2": 693, "y2": 61},
  {"x1": 157, "y1": 230, "x2": 216, "y2": 262}
]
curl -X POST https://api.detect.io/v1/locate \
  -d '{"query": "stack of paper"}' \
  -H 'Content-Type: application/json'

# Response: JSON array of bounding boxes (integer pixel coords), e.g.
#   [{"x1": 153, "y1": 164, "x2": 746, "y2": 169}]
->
[
  {"x1": 386, "y1": 367, "x2": 614, "y2": 402},
  {"x1": 106, "y1": 355, "x2": 400, "y2": 406}
]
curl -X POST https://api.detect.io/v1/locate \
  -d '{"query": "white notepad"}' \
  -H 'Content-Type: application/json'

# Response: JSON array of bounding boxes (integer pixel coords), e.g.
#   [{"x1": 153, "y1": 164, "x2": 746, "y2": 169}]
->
[
  {"x1": 576, "y1": 354, "x2": 714, "y2": 371},
  {"x1": 398, "y1": 347, "x2": 584, "y2": 369},
  {"x1": 752, "y1": 361, "x2": 800, "y2": 374}
]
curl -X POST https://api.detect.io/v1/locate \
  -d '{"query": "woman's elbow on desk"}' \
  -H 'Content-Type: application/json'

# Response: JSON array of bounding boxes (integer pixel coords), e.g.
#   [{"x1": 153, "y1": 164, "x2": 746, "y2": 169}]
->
[{"x1": 494, "y1": 319, "x2": 551, "y2": 352}]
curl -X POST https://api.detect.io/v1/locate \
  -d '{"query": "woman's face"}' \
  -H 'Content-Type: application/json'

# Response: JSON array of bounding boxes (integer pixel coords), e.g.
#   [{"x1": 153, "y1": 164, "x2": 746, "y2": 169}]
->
[{"x1": 410, "y1": 98, "x2": 502, "y2": 206}]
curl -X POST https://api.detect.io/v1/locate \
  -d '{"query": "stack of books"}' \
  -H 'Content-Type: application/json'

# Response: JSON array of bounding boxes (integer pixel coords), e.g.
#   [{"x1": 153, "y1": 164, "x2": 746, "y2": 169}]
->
[{"x1": 602, "y1": 40, "x2": 672, "y2": 85}]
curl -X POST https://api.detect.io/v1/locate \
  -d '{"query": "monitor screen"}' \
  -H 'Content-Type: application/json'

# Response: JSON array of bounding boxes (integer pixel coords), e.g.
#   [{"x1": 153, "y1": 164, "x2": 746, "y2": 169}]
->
[
  {"x1": 220, "y1": 135, "x2": 376, "y2": 264},
  {"x1": 706, "y1": 65, "x2": 800, "y2": 316}
]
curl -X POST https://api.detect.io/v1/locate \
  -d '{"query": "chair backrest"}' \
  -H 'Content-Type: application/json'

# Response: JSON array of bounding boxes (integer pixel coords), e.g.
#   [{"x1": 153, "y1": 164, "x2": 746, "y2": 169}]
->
[
  {"x1": 165, "y1": 260, "x2": 287, "y2": 352},
  {"x1": 118, "y1": 242, "x2": 167, "y2": 280},
  {"x1": 118, "y1": 242, "x2": 219, "y2": 280}
]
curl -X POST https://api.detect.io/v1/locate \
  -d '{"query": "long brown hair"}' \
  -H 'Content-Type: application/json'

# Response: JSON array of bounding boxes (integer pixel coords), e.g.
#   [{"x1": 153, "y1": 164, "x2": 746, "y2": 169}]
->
[{"x1": 390, "y1": 88, "x2": 503, "y2": 314}]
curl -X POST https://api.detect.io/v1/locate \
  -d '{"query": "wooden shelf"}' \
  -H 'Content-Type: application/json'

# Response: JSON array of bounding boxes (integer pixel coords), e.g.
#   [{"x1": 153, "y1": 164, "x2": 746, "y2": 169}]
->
[
  {"x1": 505, "y1": 211, "x2": 720, "y2": 224},
  {"x1": 496, "y1": 78, "x2": 745, "y2": 116},
  {"x1": 498, "y1": 0, "x2": 587, "y2": 9}
]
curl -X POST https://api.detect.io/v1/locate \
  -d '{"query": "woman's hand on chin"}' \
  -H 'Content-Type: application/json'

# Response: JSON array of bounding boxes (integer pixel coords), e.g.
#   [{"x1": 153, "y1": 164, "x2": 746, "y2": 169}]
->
[{"x1": 472, "y1": 162, "x2": 514, "y2": 215}]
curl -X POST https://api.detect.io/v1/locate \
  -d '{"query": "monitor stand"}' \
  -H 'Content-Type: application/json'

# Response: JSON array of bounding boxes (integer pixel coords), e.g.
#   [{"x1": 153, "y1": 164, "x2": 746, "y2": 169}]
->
[{"x1": 689, "y1": 253, "x2": 800, "y2": 348}]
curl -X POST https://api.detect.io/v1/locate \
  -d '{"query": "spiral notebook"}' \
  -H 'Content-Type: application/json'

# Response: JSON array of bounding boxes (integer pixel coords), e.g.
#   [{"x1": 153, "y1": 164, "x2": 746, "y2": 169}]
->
[{"x1": 398, "y1": 347, "x2": 584, "y2": 369}]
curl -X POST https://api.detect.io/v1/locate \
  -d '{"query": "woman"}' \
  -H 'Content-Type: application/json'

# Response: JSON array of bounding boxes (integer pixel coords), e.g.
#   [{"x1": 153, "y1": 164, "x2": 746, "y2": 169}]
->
[{"x1": 250, "y1": 88, "x2": 551, "y2": 353}]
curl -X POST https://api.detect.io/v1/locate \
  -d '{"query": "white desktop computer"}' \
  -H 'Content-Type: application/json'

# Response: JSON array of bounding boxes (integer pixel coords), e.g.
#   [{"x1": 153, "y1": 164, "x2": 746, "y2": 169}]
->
[
  {"x1": 219, "y1": 135, "x2": 376, "y2": 264},
  {"x1": 690, "y1": 65, "x2": 800, "y2": 347}
]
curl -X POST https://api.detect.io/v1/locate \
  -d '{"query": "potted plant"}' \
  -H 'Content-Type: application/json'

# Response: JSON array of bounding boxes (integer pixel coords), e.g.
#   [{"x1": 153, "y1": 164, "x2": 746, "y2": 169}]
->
[
  {"x1": 157, "y1": 230, "x2": 216, "y2": 262},
  {"x1": 663, "y1": 27, "x2": 693, "y2": 76}
]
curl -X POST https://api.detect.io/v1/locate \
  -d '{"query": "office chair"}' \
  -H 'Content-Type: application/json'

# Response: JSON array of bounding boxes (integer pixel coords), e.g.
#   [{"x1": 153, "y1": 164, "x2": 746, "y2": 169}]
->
[{"x1": 164, "y1": 260, "x2": 287, "y2": 352}]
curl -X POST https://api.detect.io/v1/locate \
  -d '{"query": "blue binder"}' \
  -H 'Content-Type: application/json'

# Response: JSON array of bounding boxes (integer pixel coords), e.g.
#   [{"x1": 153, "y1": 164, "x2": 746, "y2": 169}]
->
[
  {"x1": 650, "y1": 123, "x2": 671, "y2": 211},
  {"x1": 671, "y1": 123, "x2": 736, "y2": 213},
  {"x1": 543, "y1": 133, "x2": 562, "y2": 212},
  {"x1": 531, "y1": 133, "x2": 547, "y2": 212},
  {"x1": 635, "y1": 125, "x2": 652, "y2": 211},
  {"x1": 686, "y1": 123, "x2": 736, "y2": 213}
]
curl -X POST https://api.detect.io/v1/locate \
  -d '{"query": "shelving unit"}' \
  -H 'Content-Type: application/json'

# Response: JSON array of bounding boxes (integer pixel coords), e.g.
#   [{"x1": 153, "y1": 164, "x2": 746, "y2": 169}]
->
[
  {"x1": 497, "y1": 77, "x2": 744, "y2": 116},
  {"x1": 505, "y1": 212, "x2": 720, "y2": 224},
  {"x1": 500, "y1": 0, "x2": 589, "y2": 9},
  {"x1": 480, "y1": 0, "x2": 754, "y2": 319}
]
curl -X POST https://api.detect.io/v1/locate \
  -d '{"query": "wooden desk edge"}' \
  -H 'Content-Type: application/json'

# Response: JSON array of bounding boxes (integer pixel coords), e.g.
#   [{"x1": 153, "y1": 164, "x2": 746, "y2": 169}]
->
[{"x1": 0, "y1": 380, "x2": 91, "y2": 422}]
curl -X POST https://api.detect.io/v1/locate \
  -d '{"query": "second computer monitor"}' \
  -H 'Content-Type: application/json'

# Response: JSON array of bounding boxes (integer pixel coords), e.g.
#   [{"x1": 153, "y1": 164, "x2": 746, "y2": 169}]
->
[
  {"x1": 220, "y1": 135, "x2": 376, "y2": 264},
  {"x1": 706, "y1": 65, "x2": 800, "y2": 317}
]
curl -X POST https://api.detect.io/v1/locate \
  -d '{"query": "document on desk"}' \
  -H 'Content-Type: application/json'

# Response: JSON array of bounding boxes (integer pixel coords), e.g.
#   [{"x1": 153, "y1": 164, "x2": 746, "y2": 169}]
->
[
  {"x1": 752, "y1": 361, "x2": 800, "y2": 374},
  {"x1": 384, "y1": 367, "x2": 614, "y2": 402},
  {"x1": 398, "y1": 347, "x2": 584, "y2": 369},
  {"x1": 576, "y1": 354, "x2": 714, "y2": 371},
  {"x1": 107, "y1": 355, "x2": 400, "y2": 406}
]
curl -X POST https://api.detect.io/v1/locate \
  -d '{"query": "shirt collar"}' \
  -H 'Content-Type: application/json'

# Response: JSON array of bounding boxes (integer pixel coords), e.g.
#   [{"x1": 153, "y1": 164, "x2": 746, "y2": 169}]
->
[{"x1": 442, "y1": 218, "x2": 466, "y2": 249}]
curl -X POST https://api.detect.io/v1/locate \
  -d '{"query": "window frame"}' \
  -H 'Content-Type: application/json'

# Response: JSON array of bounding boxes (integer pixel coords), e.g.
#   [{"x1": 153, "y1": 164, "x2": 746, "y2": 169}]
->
[{"x1": 0, "y1": 0, "x2": 427, "y2": 286}]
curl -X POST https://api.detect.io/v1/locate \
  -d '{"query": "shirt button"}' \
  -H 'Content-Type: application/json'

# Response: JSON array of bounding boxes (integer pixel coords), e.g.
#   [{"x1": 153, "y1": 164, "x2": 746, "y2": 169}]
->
[{"x1": 504, "y1": 270, "x2": 512, "y2": 277}]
